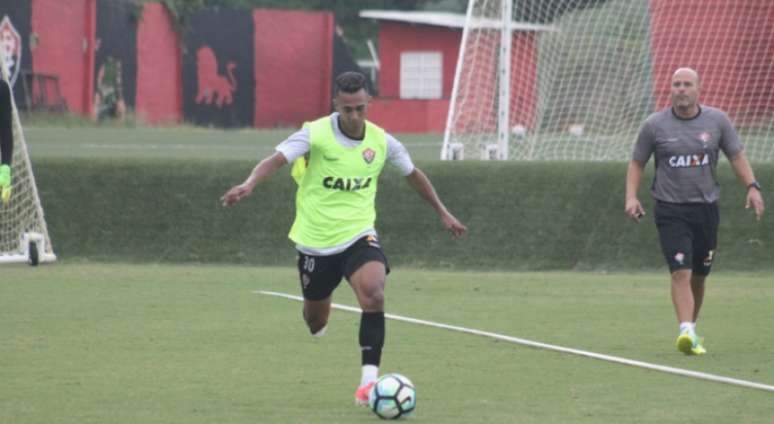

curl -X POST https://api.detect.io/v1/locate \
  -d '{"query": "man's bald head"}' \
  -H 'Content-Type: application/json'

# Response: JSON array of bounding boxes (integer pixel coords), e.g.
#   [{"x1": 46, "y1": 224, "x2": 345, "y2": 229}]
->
[
  {"x1": 670, "y1": 67, "x2": 701, "y2": 118},
  {"x1": 673, "y1": 67, "x2": 700, "y2": 87}
]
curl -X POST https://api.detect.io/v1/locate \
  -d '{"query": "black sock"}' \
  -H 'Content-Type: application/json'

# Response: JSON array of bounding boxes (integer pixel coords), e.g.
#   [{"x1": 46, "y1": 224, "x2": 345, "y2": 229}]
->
[{"x1": 359, "y1": 311, "x2": 385, "y2": 366}]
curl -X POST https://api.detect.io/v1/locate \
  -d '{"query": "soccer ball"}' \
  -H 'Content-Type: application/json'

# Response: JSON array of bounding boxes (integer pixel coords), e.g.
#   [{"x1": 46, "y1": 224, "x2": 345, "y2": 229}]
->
[{"x1": 368, "y1": 373, "x2": 416, "y2": 420}]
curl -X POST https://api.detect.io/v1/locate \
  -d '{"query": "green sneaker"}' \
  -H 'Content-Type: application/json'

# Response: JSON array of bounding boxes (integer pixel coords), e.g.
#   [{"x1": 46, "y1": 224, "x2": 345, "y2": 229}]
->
[{"x1": 676, "y1": 331, "x2": 706, "y2": 355}]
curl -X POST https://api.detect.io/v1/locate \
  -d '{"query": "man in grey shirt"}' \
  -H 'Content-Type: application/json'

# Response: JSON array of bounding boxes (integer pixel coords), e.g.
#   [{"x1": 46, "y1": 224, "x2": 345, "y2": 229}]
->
[{"x1": 625, "y1": 67, "x2": 764, "y2": 355}]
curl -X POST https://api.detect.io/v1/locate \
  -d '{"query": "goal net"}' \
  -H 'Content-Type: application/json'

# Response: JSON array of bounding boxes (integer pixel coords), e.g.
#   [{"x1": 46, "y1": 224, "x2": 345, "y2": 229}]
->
[
  {"x1": 0, "y1": 52, "x2": 56, "y2": 265},
  {"x1": 442, "y1": 0, "x2": 774, "y2": 161}
]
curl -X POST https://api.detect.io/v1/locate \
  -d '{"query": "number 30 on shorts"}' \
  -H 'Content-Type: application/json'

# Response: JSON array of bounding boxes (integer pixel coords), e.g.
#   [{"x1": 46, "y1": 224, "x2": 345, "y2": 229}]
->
[{"x1": 303, "y1": 256, "x2": 315, "y2": 272}]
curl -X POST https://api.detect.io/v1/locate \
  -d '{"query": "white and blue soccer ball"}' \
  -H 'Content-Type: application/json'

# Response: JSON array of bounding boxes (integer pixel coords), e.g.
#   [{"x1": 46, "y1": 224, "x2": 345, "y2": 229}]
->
[{"x1": 368, "y1": 373, "x2": 416, "y2": 420}]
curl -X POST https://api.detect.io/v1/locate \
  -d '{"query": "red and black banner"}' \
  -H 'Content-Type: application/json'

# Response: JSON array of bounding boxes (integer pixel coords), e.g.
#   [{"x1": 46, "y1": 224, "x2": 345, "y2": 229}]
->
[
  {"x1": 183, "y1": 8, "x2": 255, "y2": 128},
  {"x1": 0, "y1": 0, "x2": 32, "y2": 107}
]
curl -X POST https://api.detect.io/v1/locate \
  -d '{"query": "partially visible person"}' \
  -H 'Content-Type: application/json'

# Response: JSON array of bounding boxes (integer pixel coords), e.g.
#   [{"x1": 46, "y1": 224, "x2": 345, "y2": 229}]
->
[
  {"x1": 625, "y1": 67, "x2": 764, "y2": 355},
  {"x1": 0, "y1": 79, "x2": 13, "y2": 205}
]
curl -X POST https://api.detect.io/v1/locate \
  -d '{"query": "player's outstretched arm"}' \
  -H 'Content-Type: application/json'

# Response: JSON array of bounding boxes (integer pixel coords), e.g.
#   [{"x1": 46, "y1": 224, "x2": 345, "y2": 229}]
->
[
  {"x1": 404, "y1": 167, "x2": 467, "y2": 238},
  {"x1": 220, "y1": 152, "x2": 287, "y2": 207},
  {"x1": 729, "y1": 151, "x2": 764, "y2": 221}
]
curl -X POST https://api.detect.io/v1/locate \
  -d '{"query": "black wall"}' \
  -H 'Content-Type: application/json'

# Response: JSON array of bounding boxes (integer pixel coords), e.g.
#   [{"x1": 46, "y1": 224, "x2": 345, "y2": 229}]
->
[{"x1": 95, "y1": 0, "x2": 137, "y2": 109}]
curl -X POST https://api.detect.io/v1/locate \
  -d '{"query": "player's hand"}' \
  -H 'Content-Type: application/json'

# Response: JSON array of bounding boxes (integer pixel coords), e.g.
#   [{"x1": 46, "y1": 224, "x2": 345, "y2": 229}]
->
[
  {"x1": 745, "y1": 188, "x2": 764, "y2": 221},
  {"x1": 441, "y1": 211, "x2": 467, "y2": 238},
  {"x1": 0, "y1": 165, "x2": 11, "y2": 206},
  {"x1": 220, "y1": 184, "x2": 252, "y2": 207},
  {"x1": 625, "y1": 197, "x2": 645, "y2": 222}
]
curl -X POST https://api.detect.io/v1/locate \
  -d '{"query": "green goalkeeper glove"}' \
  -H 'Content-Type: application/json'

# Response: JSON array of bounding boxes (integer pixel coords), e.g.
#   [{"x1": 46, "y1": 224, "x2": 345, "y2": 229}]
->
[{"x1": 0, "y1": 164, "x2": 11, "y2": 205}]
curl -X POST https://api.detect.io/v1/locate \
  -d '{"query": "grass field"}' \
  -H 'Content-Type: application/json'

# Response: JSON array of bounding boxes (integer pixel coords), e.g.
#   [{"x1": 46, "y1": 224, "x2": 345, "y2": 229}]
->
[
  {"x1": 2, "y1": 264, "x2": 773, "y2": 423},
  {"x1": 22, "y1": 124, "x2": 773, "y2": 164},
  {"x1": 9, "y1": 120, "x2": 773, "y2": 422},
  {"x1": 22, "y1": 126, "x2": 444, "y2": 162}
]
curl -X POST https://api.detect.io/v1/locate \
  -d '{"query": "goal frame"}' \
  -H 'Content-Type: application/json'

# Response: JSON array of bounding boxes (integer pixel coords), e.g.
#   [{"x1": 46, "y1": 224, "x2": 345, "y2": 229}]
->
[
  {"x1": 0, "y1": 51, "x2": 56, "y2": 265},
  {"x1": 441, "y1": 0, "x2": 523, "y2": 161}
]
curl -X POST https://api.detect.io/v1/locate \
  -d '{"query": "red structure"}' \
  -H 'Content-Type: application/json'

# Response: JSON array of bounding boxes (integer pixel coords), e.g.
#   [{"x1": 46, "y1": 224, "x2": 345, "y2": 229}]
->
[
  {"x1": 30, "y1": 0, "x2": 96, "y2": 115},
  {"x1": 253, "y1": 10, "x2": 334, "y2": 127},
  {"x1": 648, "y1": 0, "x2": 774, "y2": 123},
  {"x1": 361, "y1": 11, "x2": 545, "y2": 133},
  {"x1": 362, "y1": 14, "x2": 459, "y2": 133},
  {"x1": 368, "y1": 99, "x2": 449, "y2": 133},
  {"x1": 377, "y1": 22, "x2": 460, "y2": 100},
  {"x1": 18, "y1": 2, "x2": 774, "y2": 131},
  {"x1": 136, "y1": 3, "x2": 182, "y2": 124},
  {"x1": 22, "y1": 1, "x2": 335, "y2": 127}
]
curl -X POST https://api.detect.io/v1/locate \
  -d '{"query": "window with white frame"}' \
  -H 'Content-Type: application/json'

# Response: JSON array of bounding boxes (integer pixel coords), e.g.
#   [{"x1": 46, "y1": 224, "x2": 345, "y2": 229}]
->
[{"x1": 400, "y1": 51, "x2": 442, "y2": 99}]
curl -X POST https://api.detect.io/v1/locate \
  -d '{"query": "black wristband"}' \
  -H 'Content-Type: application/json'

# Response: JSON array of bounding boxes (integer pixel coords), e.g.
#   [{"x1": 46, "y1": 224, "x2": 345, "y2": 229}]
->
[{"x1": 747, "y1": 181, "x2": 762, "y2": 191}]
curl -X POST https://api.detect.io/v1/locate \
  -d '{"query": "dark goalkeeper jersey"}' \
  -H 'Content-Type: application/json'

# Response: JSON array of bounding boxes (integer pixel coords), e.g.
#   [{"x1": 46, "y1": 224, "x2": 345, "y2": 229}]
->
[
  {"x1": 632, "y1": 105, "x2": 743, "y2": 204},
  {"x1": 0, "y1": 80, "x2": 13, "y2": 165}
]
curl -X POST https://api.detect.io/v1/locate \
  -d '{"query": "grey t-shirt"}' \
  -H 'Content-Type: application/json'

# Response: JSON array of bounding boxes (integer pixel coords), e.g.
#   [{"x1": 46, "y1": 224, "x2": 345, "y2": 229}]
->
[{"x1": 632, "y1": 106, "x2": 743, "y2": 203}]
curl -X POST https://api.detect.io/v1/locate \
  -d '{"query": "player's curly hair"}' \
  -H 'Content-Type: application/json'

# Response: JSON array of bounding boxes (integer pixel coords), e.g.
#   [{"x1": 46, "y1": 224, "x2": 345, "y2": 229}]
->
[{"x1": 334, "y1": 71, "x2": 368, "y2": 95}]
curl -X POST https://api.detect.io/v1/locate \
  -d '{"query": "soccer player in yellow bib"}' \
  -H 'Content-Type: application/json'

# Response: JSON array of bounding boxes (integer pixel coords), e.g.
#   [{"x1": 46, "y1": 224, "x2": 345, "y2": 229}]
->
[
  {"x1": 221, "y1": 72, "x2": 467, "y2": 405},
  {"x1": 0, "y1": 79, "x2": 14, "y2": 205}
]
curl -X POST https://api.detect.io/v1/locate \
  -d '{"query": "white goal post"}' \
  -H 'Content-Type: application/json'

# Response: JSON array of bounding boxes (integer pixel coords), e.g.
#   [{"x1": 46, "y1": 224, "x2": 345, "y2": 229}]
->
[
  {"x1": 0, "y1": 50, "x2": 56, "y2": 265},
  {"x1": 442, "y1": 0, "x2": 774, "y2": 161}
]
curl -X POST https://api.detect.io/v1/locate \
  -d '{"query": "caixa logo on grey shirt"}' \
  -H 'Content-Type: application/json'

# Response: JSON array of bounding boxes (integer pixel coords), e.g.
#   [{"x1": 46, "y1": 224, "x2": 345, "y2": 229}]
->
[{"x1": 667, "y1": 154, "x2": 710, "y2": 168}]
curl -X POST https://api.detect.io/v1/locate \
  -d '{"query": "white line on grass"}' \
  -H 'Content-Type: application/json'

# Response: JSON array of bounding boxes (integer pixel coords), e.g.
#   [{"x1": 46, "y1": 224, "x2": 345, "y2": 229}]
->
[
  {"x1": 76, "y1": 142, "x2": 440, "y2": 150},
  {"x1": 257, "y1": 290, "x2": 774, "y2": 394},
  {"x1": 80, "y1": 143, "x2": 259, "y2": 151}
]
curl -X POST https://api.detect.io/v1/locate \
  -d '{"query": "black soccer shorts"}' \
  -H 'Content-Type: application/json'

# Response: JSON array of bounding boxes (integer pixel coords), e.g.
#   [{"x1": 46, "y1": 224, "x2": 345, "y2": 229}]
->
[
  {"x1": 654, "y1": 200, "x2": 719, "y2": 276},
  {"x1": 296, "y1": 235, "x2": 390, "y2": 301}
]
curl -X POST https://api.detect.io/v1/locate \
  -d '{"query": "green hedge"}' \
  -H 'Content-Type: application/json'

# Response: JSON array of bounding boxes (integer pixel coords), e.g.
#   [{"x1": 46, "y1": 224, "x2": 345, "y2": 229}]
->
[{"x1": 36, "y1": 158, "x2": 773, "y2": 271}]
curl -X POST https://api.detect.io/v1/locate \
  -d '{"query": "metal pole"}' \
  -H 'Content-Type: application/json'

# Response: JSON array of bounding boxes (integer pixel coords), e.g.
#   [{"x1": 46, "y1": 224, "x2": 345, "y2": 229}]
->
[{"x1": 497, "y1": 0, "x2": 513, "y2": 160}]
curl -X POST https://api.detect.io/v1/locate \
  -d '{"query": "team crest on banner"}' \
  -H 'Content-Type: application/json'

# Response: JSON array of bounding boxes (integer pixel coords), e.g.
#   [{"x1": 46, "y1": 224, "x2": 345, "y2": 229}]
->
[
  {"x1": 0, "y1": 15, "x2": 22, "y2": 87},
  {"x1": 363, "y1": 148, "x2": 375, "y2": 164}
]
